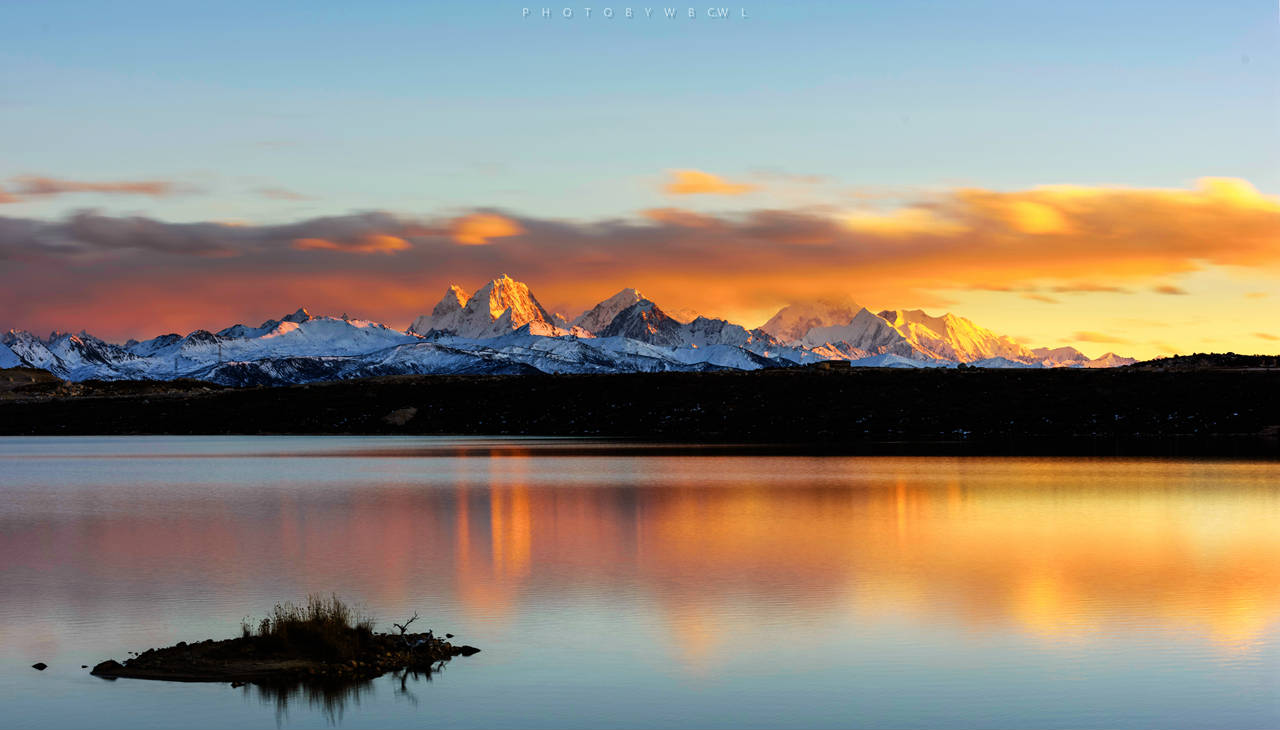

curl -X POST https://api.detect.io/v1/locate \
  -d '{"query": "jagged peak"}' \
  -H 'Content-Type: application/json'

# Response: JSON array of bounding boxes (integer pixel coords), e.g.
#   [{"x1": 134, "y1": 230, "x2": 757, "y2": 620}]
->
[
  {"x1": 760, "y1": 297, "x2": 864, "y2": 344},
  {"x1": 432, "y1": 285, "x2": 471, "y2": 316},
  {"x1": 281, "y1": 307, "x2": 311, "y2": 324},
  {"x1": 571, "y1": 288, "x2": 647, "y2": 334},
  {"x1": 467, "y1": 275, "x2": 548, "y2": 321}
]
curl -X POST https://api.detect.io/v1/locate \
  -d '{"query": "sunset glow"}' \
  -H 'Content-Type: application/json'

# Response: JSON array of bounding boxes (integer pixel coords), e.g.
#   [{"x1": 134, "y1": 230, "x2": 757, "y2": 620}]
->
[{"x1": 1, "y1": 3, "x2": 1276, "y2": 360}]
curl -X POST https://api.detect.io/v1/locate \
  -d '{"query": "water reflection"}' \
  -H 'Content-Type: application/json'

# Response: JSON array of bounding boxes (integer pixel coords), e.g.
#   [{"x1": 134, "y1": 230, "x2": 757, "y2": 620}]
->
[
  {"x1": 247, "y1": 664, "x2": 446, "y2": 727},
  {"x1": 2, "y1": 451, "x2": 1275, "y2": 667},
  {"x1": 0, "y1": 440, "x2": 1277, "y2": 728}
]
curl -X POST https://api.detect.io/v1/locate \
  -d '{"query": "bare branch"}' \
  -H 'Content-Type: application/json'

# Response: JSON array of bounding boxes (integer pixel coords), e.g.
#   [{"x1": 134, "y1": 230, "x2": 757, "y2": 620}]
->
[{"x1": 394, "y1": 612, "x2": 419, "y2": 632}]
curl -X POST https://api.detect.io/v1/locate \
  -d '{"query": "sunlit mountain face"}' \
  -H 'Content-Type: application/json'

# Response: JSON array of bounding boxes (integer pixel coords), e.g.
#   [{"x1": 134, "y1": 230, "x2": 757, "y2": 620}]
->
[{"x1": 1, "y1": 275, "x2": 1139, "y2": 385}]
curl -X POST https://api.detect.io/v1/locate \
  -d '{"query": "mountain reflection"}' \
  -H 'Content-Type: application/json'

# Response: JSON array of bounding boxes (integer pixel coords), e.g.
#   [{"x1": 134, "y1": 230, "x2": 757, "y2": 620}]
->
[
  {"x1": 247, "y1": 665, "x2": 444, "y2": 726},
  {"x1": 1, "y1": 454, "x2": 1276, "y2": 671}
]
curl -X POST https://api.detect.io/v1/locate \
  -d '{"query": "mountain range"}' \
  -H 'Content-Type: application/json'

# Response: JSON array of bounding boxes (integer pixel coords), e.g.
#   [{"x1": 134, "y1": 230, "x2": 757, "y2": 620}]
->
[{"x1": 1, "y1": 274, "x2": 1135, "y2": 386}]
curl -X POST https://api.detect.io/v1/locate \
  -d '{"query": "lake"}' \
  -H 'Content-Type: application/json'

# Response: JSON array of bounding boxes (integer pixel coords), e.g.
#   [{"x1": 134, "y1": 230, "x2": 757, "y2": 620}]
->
[{"x1": 0, "y1": 436, "x2": 1276, "y2": 729}]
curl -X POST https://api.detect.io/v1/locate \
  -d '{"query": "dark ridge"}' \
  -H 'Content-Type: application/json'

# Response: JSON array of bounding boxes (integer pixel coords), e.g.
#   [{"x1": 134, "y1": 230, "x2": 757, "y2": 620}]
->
[{"x1": 0, "y1": 367, "x2": 1276, "y2": 456}]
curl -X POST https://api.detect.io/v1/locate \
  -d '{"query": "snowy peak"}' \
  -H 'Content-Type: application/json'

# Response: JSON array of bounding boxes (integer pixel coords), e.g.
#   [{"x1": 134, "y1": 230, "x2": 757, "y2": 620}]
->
[
  {"x1": 761, "y1": 297, "x2": 862, "y2": 344},
  {"x1": 1085, "y1": 352, "x2": 1138, "y2": 368},
  {"x1": 801, "y1": 307, "x2": 915, "y2": 357},
  {"x1": 680, "y1": 316, "x2": 778, "y2": 349},
  {"x1": 466, "y1": 274, "x2": 551, "y2": 325},
  {"x1": 2, "y1": 275, "x2": 1142, "y2": 383},
  {"x1": 434, "y1": 285, "x2": 470, "y2": 316},
  {"x1": 409, "y1": 275, "x2": 555, "y2": 338},
  {"x1": 599, "y1": 299, "x2": 685, "y2": 347},
  {"x1": 1032, "y1": 346, "x2": 1090, "y2": 367},
  {"x1": 281, "y1": 307, "x2": 312, "y2": 324},
  {"x1": 572, "y1": 288, "x2": 644, "y2": 334},
  {"x1": 878, "y1": 308, "x2": 1036, "y2": 363}
]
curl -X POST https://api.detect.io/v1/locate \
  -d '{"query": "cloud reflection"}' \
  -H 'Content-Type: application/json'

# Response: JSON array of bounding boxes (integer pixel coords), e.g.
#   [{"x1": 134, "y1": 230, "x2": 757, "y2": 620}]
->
[{"x1": 0, "y1": 454, "x2": 1276, "y2": 671}]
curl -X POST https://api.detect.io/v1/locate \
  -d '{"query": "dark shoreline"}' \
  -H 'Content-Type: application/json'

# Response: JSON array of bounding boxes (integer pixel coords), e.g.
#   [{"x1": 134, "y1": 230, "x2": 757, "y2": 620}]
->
[{"x1": 3, "y1": 367, "x2": 1277, "y2": 457}]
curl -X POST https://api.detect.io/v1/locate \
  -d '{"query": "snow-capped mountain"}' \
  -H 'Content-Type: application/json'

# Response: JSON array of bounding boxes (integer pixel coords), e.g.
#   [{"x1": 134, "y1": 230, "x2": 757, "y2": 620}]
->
[
  {"x1": 0, "y1": 343, "x2": 20, "y2": 369},
  {"x1": 572, "y1": 288, "x2": 644, "y2": 334},
  {"x1": 409, "y1": 275, "x2": 579, "y2": 338},
  {"x1": 590, "y1": 296, "x2": 779, "y2": 352},
  {"x1": 801, "y1": 308, "x2": 922, "y2": 359},
  {"x1": 598, "y1": 299, "x2": 686, "y2": 346},
  {"x1": 877, "y1": 309, "x2": 1036, "y2": 363},
  {"x1": 1032, "y1": 346, "x2": 1090, "y2": 367},
  {"x1": 1084, "y1": 352, "x2": 1138, "y2": 368},
  {"x1": 761, "y1": 298, "x2": 862, "y2": 344},
  {"x1": 2, "y1": 274, "x2": 1137, "y2": 386}
]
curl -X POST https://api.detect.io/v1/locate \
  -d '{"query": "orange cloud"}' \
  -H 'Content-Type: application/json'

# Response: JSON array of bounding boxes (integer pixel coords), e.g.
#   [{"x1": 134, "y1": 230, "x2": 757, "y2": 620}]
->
[
  {"x1": 293, "y1": 233, "x2": 410, "y2": 255},
  {"x1": 2, "y1": 177, "x2": 1277, "y2": 349},
  {"x1": 1255, "y1": 333, "x2": 1279, "y2": 341},
  {"x1": 10, "y1": 175, "x2": 178, "y2": 197},
  {"x1": 663, "y1": 169, "x2": 758, "y2": 196},
  {"x1": 258, "y1": 187, "x2": 311, "y2": 201},
  {"x1": 1153, "y1": 284, "x2": 1189, "y2": 295},
  {"x1": 1021, "y1": 293, "x2": 1059, "y2": 304},
  {"x1": 1074, "y1": 331, "x2": 1132, "y2": 345},
  {"x1": 641, "y1": 207, "x2": 723, "y2": 228},
  {"x1": 842, "y1": 207, "x2": 966, "y2": 237},
  {"x1": 450, "y1": 213, "x2": 524, "y2": 245},
  {"x1": 1050, "y1": 283, "x2": 1131, "y2": 294}
]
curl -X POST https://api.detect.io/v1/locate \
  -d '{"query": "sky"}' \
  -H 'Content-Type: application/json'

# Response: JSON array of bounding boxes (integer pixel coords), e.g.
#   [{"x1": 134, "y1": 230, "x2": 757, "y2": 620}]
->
[{"x1": 0, "y1": 0, "x2": 1277, "y2": 358}]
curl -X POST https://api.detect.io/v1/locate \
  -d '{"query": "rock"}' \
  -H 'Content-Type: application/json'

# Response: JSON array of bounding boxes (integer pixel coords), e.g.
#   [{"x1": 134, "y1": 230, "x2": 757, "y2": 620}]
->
[
  {"x1": 445, "y1": 633, "x2": 454, "y2": 639},
  {"x1": 456, "y1": 646, "x2": 481, "y2": 656},
  {"x1": 81, "y1": 665, "x2": 88, "y2": 669},
  {"x1": 32, "y1": 662, "x2": 47, "y2": 671},
  {"x1": 91, "y1": 660, "x2": 124, "y2": 676},
  {"x1": 382, "y1": 406, "x2": 418, "y2": 426}
]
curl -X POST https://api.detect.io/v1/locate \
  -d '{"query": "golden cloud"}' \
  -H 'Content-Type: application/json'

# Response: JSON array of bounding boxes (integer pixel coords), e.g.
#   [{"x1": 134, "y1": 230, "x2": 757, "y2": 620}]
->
[
  {"x1": 663, "y1": 169, "x2": 758, "y2": 196},
  {"x1": 292, "y1": 233, "x2": 410, "y2": 255},
  {"x1": 450, "y1": 213, "x2": 524, "y2": 245},
  {"x1": 1074, "y1": 331, "x2": 1132, "y2": 345},
  {"x1": 641, "y1": 207, "x2": 723, "y2": 228},
  {"x1": 11, "y1": 175, "x2": 178, "y2": 197},
  {"x1": 3, "y1": 177, "x2": 1277, "y2": 349}
]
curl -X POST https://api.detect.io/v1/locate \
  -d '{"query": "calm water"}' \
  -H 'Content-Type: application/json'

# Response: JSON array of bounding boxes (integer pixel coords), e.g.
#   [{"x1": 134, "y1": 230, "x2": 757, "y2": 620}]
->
[{"x1": 0, "y1": 436, "x2": 1277, "y2": 729}]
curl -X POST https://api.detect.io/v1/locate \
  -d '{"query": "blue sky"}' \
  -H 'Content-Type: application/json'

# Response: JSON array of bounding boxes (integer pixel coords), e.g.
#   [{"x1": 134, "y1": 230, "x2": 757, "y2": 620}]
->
[{"x1": 1, "y1": 0, "x2": 1275, "y2": 221}]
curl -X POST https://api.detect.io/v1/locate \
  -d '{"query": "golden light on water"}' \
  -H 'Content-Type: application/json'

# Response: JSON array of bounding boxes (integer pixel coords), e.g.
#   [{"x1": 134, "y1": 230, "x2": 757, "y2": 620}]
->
[{"x1": 2, "y1": 454, "x2": 1276, "y2": 671}]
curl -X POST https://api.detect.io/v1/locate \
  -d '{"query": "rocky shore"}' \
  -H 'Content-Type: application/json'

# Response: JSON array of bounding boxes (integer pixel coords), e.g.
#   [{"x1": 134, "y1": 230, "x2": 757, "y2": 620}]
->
[
  {"x1": 91, "y1": 632, "x2": 478, "y2": 685},
  {"x1": 88, "y1": 597, "x2": 479, "y2": 687}
]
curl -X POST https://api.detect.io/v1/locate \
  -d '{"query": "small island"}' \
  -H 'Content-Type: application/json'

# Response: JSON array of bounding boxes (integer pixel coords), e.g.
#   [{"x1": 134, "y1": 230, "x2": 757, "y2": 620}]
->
[{"x1": 90, "y1": 595, "x2": 478, "y2": 686}]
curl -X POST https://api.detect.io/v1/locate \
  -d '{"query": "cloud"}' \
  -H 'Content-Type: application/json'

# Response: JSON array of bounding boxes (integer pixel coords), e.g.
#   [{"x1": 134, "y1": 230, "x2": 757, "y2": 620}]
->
[
  {"x1": 749, "y1": 169, "x2": 829, "y2": 185},
  {"x1": 1050, "y1": 283, "x2": 1131, "y2": 294},
  {"x1": 1021, "y1": 293, "x2": 1059, "y2": 304},
  {"x1": 0, "y1": 187, "x2": 19, "y2": 204},
  {"x1": 10, "y1": 176, "x2": 179, "y2": 198},
  {"x1": 641, "y1": 208, "x2": 724, "y2": 228},
  {"x1": 0, "y1": 176, "x2": 1277, "y2": 341},
  {"x1": 257, "y1": 187, "x2": 312, "y2": 201},
  {"x1": 1245, "y1": 291, "x2": 1270, "y2": 299},
  {"x1": 292, "y1": 233, "x2": 410, "y2": 255},
  {"x1": 1153, "y1": 284, "x2": 1189, "y2": 295},
  {"x1": 1074, "y1": 331, "x2": 1133, "y2": 345},
  {"x1": 1255, "y1": 333, "x2": 1279, "y2": 341},
  {"x1": 450, "y1": 213, "x2": 524, "y2": 245},
  {"x1": 663, "y1": 169, "x2": 758, "y2": 196}
]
